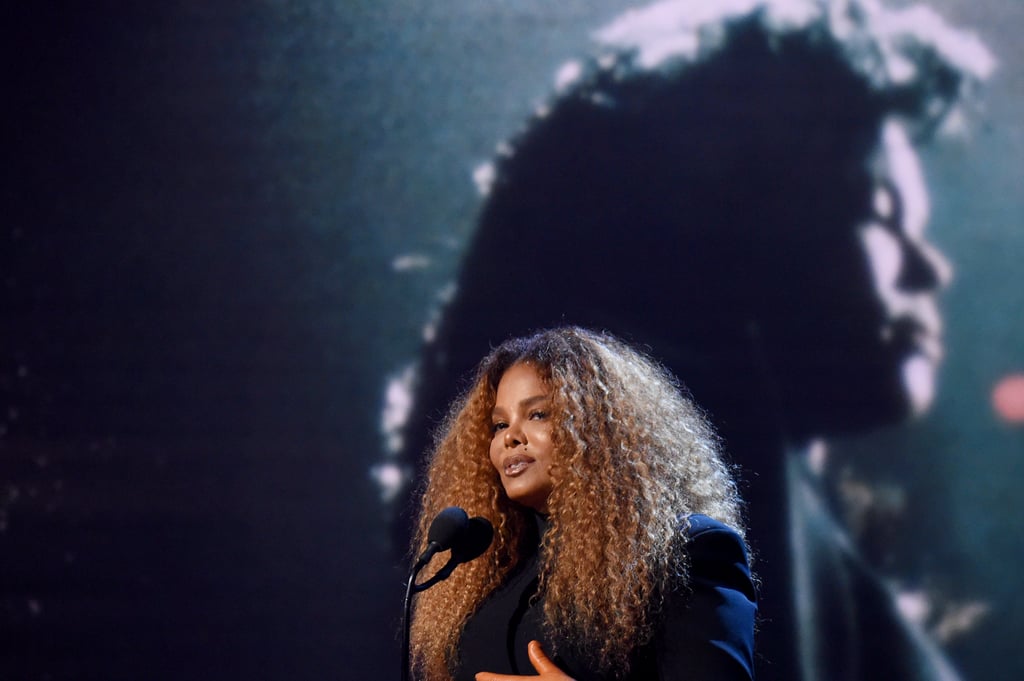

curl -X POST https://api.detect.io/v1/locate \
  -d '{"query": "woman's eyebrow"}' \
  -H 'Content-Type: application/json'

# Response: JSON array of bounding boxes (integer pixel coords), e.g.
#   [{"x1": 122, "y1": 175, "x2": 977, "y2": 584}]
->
[{"x1": 519, "y1": 395, "x2": 549, "y2": 408}]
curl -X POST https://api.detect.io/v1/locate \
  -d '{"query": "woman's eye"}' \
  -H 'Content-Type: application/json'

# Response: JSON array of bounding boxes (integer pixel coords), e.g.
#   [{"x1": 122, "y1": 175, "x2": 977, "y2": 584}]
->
[
  {"x1": 491, "y1": 422, "x2": 507, "y2": 433},
  {"x1": 529, "y1": 411, "x2": 547, "y2": 420}
]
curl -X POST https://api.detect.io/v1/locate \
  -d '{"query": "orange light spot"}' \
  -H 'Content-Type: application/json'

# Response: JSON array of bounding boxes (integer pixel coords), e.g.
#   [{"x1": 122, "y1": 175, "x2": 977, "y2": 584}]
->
[{"x1": 992, "y1": 373, "x2": 1024, "y2": 424}]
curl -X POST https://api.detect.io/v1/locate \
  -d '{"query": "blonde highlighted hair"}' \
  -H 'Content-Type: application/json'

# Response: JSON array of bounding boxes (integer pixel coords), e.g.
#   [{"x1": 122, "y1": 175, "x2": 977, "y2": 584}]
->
[{"x1": 410, "y1": 327, "x2": 743, "y2": 680}]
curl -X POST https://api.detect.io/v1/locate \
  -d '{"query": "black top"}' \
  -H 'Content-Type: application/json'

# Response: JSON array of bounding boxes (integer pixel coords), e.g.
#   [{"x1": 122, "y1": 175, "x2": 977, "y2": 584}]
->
[{"x1": 454, "y1": 513, "x2": 756, "y2": 681}]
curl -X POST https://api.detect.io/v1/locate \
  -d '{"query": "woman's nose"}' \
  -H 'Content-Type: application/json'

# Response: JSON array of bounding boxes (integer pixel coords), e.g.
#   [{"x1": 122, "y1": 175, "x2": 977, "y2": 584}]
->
[{"x1": 504, "y1": 425, "x2": 525, "y2": 447}]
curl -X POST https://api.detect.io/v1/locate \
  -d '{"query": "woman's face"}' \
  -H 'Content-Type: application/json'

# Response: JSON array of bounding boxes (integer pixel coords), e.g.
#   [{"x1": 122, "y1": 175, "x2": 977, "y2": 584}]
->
[
  {"x1": 489, "y1": 362, "x2": 557, "y2": 513},
  {"x1": 858, "y1": 119, "x2": 951, "y2": 417}
]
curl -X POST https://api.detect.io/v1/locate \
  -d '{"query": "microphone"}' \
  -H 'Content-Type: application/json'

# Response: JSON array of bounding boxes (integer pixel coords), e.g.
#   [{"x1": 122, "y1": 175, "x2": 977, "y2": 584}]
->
[
  {"x1": 413, "y1": 506, "x2": 469, "y2": 570},
  {"x1": 412, "y1": 515, "x2": 494, "y2": 592},
  {"x1": 452, "y1": 516, "x2": 495, "y2": 564},
  {"x1": 402, "y1": 507, "x2": 495, "y2": 681}
]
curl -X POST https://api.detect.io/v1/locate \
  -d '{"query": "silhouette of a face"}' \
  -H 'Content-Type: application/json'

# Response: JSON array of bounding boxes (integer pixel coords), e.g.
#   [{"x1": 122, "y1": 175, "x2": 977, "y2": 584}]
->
[
  {"x1": 718, "y1": 117, "x2": 953, "y2": 439},
  {"x1": 858, "y1": 120, "x2": 952, "y2": 416}
]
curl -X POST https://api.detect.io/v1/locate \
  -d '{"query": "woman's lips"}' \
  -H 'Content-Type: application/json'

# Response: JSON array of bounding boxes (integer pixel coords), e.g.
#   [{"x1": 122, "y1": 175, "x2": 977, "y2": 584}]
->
[{"x1": 503, "y1": 454, "x2": 535, "y2": 476}]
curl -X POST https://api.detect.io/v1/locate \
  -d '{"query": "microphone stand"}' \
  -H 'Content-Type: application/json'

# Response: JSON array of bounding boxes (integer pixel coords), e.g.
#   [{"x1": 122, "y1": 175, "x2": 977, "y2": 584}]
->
[
  {"x1": 403, "y1": 553, "x2": 464, "y2": 681},
  {"x1": 401, "y1": 513, "x2": 492, "y2": 681},
  {"x1": 402, "y1": 561, "x2": 424, "y2": 681}
]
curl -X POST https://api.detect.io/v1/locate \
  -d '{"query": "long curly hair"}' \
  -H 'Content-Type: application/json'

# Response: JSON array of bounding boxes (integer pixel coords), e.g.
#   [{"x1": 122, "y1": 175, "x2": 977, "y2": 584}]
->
[{"x1": 409, "y1": 327, "x2": 744, "y2": 680}]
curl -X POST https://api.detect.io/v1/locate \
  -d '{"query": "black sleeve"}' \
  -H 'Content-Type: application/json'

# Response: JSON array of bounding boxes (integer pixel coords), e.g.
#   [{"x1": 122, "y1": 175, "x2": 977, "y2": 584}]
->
[{"x1": 655, "y1": 517, "x2": 757, "y2": 681}]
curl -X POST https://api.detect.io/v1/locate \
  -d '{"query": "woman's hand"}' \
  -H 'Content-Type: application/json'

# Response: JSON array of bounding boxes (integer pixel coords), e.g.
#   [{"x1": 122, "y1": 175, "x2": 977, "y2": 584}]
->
[{"x1": 475, "y1": 640, "x2": 576, "y2": 681}]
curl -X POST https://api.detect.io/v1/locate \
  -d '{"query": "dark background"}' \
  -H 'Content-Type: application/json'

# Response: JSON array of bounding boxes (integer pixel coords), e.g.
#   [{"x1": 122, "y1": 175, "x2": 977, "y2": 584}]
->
[{"x1": 3, "y1": 1, "x2": 1021, "y2": 679}]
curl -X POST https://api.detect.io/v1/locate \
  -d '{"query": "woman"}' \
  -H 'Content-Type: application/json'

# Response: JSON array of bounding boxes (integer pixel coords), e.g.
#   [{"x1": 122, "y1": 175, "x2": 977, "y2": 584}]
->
[{"x1": 409, "y1": 327, "x2": 756, "y2": 681}]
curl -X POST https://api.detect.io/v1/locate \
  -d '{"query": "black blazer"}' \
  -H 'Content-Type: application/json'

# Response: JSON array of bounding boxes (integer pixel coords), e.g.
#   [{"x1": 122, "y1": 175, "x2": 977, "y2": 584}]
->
[{"x1": 454, "y1": 513, "x2": 757, "y2": 681}]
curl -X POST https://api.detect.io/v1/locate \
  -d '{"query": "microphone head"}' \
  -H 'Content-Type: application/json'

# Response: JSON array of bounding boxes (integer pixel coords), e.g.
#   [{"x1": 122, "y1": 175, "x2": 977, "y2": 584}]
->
[
  {"x1": 426, "y1": 506, "x2": 469, "y2": 551},
  {"x1": 451, "y1": 516, "x2": 494, "y2": 564}
]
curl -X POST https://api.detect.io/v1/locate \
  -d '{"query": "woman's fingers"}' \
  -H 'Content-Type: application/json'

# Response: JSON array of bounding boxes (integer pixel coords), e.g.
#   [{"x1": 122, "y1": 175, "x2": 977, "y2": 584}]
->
[
  {"x1": 526, "y1": 640, "x2": 559, "y2": 674},
  {"x1": 474, "y1": 641, "x2": 575, "y2": 681}
]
